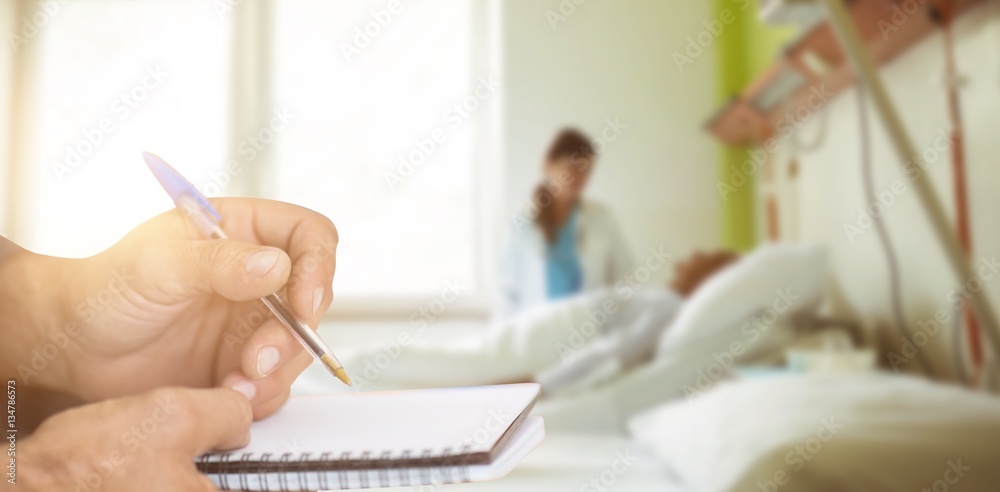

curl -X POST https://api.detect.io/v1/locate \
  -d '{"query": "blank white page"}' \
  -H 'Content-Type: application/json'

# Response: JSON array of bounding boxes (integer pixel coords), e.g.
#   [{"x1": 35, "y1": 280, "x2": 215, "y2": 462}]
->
[{"x1": 212, "y1": 384, "x2": 540, "y2": 460}]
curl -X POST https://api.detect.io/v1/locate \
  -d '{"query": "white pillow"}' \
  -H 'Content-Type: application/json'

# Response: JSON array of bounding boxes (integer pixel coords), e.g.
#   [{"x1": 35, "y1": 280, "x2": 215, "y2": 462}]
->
[
  {"x1": 629, "y1": 374, "x2": 1000, "y2": 491},
  {"x1": 657, "y1": 243, "x2": 827, "y2": 361},
  {"x1": 537, "y1": 245, "x2": 829, "y2": 417}
]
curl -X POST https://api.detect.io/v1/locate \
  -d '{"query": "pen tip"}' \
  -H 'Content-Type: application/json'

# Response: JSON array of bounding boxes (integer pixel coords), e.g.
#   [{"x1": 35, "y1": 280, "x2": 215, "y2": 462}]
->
[
  {"x1": 321, "y1": 354, "x2": 352, "y2": 387},
  {"x1": 335, "y1": 368, "x2": 353, "y2": 387}
]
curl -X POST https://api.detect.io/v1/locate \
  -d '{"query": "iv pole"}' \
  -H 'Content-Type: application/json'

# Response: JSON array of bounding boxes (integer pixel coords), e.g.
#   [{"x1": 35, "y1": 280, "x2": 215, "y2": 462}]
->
[{"x1": 818, "y1": 0, "x2": 1000, "y2": 366}]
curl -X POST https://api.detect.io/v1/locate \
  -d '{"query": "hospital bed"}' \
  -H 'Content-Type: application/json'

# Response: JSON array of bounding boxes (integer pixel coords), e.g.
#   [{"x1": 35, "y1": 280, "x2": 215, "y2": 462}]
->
[{"x1": 292, "y1": 243, "x2": 1000, "y2": 490}]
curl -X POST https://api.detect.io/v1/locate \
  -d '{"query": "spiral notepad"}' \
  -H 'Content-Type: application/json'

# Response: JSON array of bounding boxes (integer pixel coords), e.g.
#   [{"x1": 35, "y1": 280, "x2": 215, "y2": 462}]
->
[{"x1": 196, "y1": 384, "x2": 543, "y2": 491}]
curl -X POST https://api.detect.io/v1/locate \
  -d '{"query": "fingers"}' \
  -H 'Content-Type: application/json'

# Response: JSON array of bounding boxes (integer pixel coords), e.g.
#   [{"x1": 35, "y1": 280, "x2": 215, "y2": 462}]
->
[
  {"x1": 219, "y1": 350, "x2": 311, "y2": 419},
  {"x1": 250, "y1": 386, "x2": 294, "y2": 420},
  {"x1": 162, "y1": 387, "x2": 254, "y2": 454},
  {"x1": 238, "y1": 317, "x2": 303, "y2": 379},
  {"x1": 213, "y1": 198, "x2": 338, "y2": 321},
  {"x1": 135, "y1": 237, "x2": 292, "y2": 303},
  {"x1": 20, "y1": 388, "x2": 242, "y2": 492},
  {"x1": 209, "y1": 199, "x2": 337, "y2": 400}
]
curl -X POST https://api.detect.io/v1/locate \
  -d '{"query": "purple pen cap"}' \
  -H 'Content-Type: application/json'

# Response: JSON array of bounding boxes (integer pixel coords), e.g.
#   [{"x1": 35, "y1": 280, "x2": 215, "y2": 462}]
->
[{"x1": 141, "y1": 151, "x2": 221, "y2": 221}]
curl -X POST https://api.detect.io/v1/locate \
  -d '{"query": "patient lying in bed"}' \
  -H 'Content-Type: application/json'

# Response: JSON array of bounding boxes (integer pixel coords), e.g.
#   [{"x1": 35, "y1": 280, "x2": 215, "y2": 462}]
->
[
  {"x1": 342, "y1": 250, "x2": 734, "y2": 390},
  {"x1": 536, "y1": 251, "x2": 737, "y2": 392},
  {"x1": 343, "y1": 244, "x2": 827, "y2": 430}
]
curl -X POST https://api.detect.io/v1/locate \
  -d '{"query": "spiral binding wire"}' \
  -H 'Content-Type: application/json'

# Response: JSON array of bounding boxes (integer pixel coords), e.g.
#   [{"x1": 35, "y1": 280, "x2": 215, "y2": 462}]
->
[{"x1": 197, "y1": 448, "x2": 474, "y2": 491}]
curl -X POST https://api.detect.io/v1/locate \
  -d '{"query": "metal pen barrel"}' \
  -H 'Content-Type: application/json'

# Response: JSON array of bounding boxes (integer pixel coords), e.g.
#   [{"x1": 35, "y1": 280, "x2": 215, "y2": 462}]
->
[{"x1": 260, "y1": 292, "x2": 342, "y2": 369}]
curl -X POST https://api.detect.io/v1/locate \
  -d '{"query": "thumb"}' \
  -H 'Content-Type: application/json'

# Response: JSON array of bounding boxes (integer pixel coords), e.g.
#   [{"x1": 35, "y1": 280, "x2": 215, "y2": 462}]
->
[{"x1": 136, "y1": 238, "x2": 291, "y2": 303}]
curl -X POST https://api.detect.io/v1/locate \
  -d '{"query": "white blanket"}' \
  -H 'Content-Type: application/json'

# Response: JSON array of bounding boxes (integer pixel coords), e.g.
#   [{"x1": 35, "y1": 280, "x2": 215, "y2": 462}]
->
[{"x1": 342, "y1": 288, "x2": 681, "y2": 390}]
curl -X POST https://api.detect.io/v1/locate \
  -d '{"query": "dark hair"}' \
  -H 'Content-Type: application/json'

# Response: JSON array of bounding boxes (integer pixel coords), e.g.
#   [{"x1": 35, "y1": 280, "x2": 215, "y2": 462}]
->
[
  {"x1": 535, "y1": 128, "x2": 595, "y2": 243},
  {"x1": 545, "y1": 128, "x2": 595, "y2": 162}
]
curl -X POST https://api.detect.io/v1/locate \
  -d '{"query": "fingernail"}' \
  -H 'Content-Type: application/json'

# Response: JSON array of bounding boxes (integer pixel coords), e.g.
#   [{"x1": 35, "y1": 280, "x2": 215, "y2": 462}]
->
[
  {"x1": 231, "y1": 379, "x2": 256, "y2": 400},
  {"x1": 256, "y1": 345, "x2": 280, "y2": 377},
  {"x1": 245, "y1": 249, "x2": 280, "y2": 278},
  {"x1": 311, "y1": 287, "x2": 324, "y2": 316}
]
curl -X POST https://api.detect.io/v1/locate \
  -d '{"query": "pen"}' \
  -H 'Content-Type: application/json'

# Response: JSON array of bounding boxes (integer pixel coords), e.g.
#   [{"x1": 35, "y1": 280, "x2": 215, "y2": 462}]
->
[{"x1": 141, "y1": 151, "x2": 352, "y2": 387}]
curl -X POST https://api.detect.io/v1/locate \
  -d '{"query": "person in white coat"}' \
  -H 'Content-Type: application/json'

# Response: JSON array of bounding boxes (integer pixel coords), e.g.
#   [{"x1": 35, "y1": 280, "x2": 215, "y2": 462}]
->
[{"x1": 498, "y1": 128, "x2": 635, "y2": 319}]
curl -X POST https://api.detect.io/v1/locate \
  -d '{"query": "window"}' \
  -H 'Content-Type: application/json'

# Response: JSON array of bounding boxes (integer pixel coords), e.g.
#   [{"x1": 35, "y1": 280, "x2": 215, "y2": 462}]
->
[
  {"x1": 270, "y1": 0, "x2": 485, "y2": 299},
  {"x1": 4, "y1": 0, "x2": 500, "y2": 311},
  {"x1": 7, "y1": 0, "x2": 231, "y2": 257}
]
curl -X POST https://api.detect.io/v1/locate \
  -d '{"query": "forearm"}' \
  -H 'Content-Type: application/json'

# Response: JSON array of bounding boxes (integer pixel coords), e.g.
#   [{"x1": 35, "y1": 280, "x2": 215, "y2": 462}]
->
[{"x1": 0, "y1": 242, "x2": 74, "y2": 394}]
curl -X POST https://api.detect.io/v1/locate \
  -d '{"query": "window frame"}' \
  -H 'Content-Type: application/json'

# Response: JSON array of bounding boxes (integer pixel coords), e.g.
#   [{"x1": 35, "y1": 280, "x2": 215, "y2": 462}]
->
[{"x1": 252, "y1": 1, "x2": 503, "y2": 320}]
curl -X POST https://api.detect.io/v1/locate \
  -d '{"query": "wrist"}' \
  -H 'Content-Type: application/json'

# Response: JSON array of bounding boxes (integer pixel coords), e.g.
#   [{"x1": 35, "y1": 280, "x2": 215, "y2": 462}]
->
[{"x1": 0, "y1": 251, "x2": 77, "y2": 395}]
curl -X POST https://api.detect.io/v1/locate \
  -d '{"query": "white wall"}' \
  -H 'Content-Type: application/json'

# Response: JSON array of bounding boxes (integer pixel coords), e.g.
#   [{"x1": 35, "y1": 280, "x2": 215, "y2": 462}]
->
[
  {"x1": 500, "y1": 0, "x2": 721, "y2": 279},
  {"x1": 771, "y1": 2, "x2": 1000, "y2": 377}
]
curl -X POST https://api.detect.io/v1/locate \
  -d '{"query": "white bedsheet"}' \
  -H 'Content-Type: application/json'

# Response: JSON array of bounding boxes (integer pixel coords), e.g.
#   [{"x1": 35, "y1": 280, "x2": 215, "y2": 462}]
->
[
  {"x1": 630, "y1": 373, "x2": 1000, "y2": 491},
  {"x1": 368, "y1": 432, "x2": 689, "y2": 492}
]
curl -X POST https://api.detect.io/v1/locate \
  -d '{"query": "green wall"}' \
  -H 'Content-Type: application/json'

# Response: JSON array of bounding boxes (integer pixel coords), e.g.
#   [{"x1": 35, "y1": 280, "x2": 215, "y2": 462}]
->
[{"x1": 713, "y1": 0, "x2": 794, "y2": 250}]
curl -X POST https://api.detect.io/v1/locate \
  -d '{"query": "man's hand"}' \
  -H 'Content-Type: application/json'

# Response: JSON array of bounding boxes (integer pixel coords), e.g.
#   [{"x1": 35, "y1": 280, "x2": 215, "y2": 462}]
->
[
  {"x1": 5, "y1": 198, "x2": 338, "y2": 419},
  {"x1": 19, "y1": 387, "x2": 251, "y2": 492}
]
